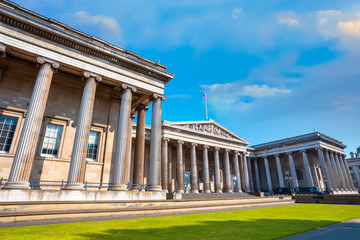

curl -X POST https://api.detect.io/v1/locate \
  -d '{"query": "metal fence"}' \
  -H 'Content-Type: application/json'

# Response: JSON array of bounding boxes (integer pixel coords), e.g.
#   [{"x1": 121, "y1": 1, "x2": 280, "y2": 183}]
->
[{"x1": 0, "y1": 178, "x2": 149, "y2": 191}]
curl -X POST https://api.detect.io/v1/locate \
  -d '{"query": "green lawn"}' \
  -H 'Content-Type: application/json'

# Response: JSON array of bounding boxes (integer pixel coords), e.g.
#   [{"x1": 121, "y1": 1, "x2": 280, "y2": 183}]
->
[{"x1": 1, "y1": 204, "x2": 360, "y2": 240}]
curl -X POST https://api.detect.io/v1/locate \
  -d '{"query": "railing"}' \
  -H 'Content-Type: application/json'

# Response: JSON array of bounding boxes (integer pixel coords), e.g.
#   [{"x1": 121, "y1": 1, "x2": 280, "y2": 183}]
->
[
  {"x1": 127, "y1": 183, "x2": 149, "y2": 191},
  {"x1": 0, "y1": 178, "x2": 149, "y2": 191},
  {"x1": 0, "y1": 177, "x2": 7, "y2": 188}
]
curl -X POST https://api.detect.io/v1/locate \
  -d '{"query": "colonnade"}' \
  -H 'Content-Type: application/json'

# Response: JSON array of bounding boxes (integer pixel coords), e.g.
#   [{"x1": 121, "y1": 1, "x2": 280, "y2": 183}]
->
[
  {"x1": 3, "y1": 52, "x2": 166, "y2": 191},
  {"x1": 253, "y1": 148, "x2": 355, "y2": 193},
  {"x1": 160, "y1": 140, "x2": 252, "y2": 193}
]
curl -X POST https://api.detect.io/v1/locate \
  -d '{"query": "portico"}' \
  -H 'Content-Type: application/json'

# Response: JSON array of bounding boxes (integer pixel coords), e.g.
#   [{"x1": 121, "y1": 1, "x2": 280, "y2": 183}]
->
[{"x1": 250, "y1": 132, "x2": 357, "y2": 194}]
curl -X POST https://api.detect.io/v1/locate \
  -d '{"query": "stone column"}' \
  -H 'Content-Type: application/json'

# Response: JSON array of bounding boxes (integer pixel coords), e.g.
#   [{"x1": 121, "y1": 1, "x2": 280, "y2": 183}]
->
[
  {"x1": 223, "y1": 149, "x2": 232, "y2": 193},
  {"x1": 275, "y1": 154, "x2": 285, "y2": 188},
  {"x1": 342, "y1": 154, "x2": 356, "y2": 190},
  {"x1": 176, "y1": 140, "x2": 184, "y2": 193},
  {"x1": 214, "y1": 147, "x2": 222, "y2": 193},
  {"x1": 161, "y1": 138, "x2": 170, "y2": 192},
  {"x1": 167, "y1": 145, "x2": 173, "y2": 192},
  {"x1": 243, "y1": 154, "x2": 250, "y2": 192},
  {"x1": 111, "y1": 84, "x2": 136, "y2": 191},
  {"x1": 263, "y1": 157, "x2": 273, "y2": 193},
  {"x1": 4, "y1": 57, "x2": 59, "y2": 189},
  {"x1": 333, "y1": 151, "x2": 347, "y2": 190},
  {"x1": 254, "y1": 159, "x2": 261, "y2": 192},
  {"x1": 300, "y1": 150, "x2": 314, "y2": 187},
  {"x1": 124, "y1": 114, "x2": 135, "y2": 185},
  {"x1": 233, "y1": 152, "x2": 242, "y2": 193},
  {"x1": 324, "y1": 149, "x2": 336, "y2": 191},
  {"x1": 316, "y1": 148, "x2": 333, "y2": 191},
  {"x1": 133, "y1": 105, "x2": 148, "y2": 186},
  {"x1": 353, "y1": 164, "x2": 360, "y2": 188},
  {"x1": 64, "y1": 72, "x2": 101, "y2": 190},
  {"x1": 287, "y1": 152, "x2": 299, "y2": 188},
  {"x1": 149, "y1": 93, "x2": 166, "y2": 192},
  {"x1": 190, "y1": 143, "x2": 199, "y2": 193},
  {"x1": 329, "y1": 151, "x2": 341, "y2": 190},
  {"x1": 203, "y1": 145, "x2": 211, "y2": 193},
  {"x1": 337, "y1": 153, "x2": 351, "y2": 190},
  {"x1": 248, "y1": 158, "x2": 254, "y2": 192}
]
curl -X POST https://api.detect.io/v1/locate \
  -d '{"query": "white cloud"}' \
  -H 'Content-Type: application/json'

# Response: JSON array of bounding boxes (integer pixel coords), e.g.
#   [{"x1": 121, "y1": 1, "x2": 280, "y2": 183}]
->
[
  {"x1": 74, "y1": 11, "x2": 121, "y2": 35},
  {"x1": 243, "y1": 84, "x2": 291, "y2": 98},
  {"x1": 231, "y1": 8, "x2": 243, "y2": 19},
  {"x1": 276, "y1": 11, "x2": 299, "y2": 26},
  {"x1": 202, "y1": 83, "x2": 291, "y2": 112},
  {"x1": 317, "y1": 10, "x2": 360, "y2": 51}
]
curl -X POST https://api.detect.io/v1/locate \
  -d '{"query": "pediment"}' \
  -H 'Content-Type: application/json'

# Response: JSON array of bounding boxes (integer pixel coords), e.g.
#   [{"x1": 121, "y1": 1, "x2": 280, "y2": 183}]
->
[{"x1": 164, "y1": 120, "x2": 249, "y2": 144}]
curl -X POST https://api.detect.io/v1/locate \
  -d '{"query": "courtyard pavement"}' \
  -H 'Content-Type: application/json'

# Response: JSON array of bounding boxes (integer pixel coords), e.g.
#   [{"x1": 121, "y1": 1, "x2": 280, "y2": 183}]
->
[{"x1": 280, "y1": 217, "x2": 360, "y2": 240}]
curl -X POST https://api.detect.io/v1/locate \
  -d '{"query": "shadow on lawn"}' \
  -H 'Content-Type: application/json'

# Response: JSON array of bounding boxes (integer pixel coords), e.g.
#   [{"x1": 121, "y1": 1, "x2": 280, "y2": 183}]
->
[{"x1": 77, "y1": 219, "x2": 339, "y2": 240}]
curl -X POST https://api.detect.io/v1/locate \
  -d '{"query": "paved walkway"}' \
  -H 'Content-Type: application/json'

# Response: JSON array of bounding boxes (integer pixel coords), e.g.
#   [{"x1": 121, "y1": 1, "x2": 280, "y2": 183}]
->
[
  {"x1": 0, "y1": 202, "x2": 294, "y2": 228},
  {"x1": 280, "y1": 218, "x2": 360, "y2": 240}
]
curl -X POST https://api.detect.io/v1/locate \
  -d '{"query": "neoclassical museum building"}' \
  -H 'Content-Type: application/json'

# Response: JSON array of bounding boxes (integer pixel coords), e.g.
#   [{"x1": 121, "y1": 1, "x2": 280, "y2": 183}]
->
[{"x1": 0, "y1": 1, "x2": 357, "y2": 201}]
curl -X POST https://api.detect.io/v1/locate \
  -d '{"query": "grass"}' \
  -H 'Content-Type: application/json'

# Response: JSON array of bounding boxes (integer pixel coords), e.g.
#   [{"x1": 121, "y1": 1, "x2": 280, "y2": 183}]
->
[{"x1": 1, "y1": 204, "x2": 360, "y2": 240}]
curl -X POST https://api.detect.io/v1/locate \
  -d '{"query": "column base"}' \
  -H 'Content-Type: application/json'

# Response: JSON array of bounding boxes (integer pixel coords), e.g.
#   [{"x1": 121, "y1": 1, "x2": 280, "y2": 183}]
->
[
  {"x1": 191, "y1": 190, "x2": 199, "y2": 194},
  {"x1": 176, "y1": 190, "x2": 184, "y2": 193},
  {"x1": 148, "y1": 185, "x2": 162, "y2": 192},
  {"x1": 63, "y1": 183, "x2": 85, "y2": 190},
  {"x1": 215, "y1": 190, "x2": 222, "y2": 193},
  {"x1": 162, "y1": 189, "x2": 168, "y2": 193},
  {"x1": 2, "y1": 181, "x2": 30, "y2": 190},
  {"x1": 110, "y1": 184, "x2": 128, "y2": 191},
  {"x1": 225, "y1": 190, "x2": 232, "y2": 193},
  {"x1": 204, "y1": 190, "x2": 211, "y2": 193}
]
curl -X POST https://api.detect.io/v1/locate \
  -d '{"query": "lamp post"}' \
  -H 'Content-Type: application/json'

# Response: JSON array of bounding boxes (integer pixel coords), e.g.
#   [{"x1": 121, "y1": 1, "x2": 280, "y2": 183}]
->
[
  {"x1": 284, "y1": 170, "x2": 293, "y2": 195},
  {"x1": 323, "y1": 176, "x2": 329, "y2": 194}
]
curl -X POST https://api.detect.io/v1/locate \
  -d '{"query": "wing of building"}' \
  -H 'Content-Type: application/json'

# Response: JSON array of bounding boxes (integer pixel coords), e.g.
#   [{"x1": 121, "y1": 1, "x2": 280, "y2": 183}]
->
[{"x1": 0, "y1": 0, "x2": 357, "y2": 202}]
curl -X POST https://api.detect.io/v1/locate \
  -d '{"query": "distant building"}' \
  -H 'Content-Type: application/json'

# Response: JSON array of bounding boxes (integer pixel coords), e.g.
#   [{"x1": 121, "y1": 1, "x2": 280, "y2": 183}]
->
[{"x1": 346, "y1": 149, "x2": 360, "y2": 189}]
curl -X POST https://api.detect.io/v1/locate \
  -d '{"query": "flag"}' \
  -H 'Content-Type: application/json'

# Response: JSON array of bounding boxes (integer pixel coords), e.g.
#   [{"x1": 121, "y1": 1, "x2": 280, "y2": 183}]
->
[{"x1": 203, "y1": 90, "x2": 206, "y2": 101}]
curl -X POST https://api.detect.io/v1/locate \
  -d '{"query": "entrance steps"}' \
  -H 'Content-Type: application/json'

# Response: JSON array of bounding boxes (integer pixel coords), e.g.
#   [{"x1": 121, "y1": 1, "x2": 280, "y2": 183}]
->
[
  {"x1": 180, "y1": 192, "x2": 254, "y2": 199},
  {"x1": 0, "y1": 196, "x2": 294, "y2": 224},
  {"x1": 294, "y1": 194, "x2": 360, "y2": 204}
]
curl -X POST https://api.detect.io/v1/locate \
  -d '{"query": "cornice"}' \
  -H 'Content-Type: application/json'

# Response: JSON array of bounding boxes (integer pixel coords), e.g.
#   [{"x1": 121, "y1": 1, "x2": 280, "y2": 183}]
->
[{"x1": 0, "y1": 1, "x2": 174, "y2": 82}]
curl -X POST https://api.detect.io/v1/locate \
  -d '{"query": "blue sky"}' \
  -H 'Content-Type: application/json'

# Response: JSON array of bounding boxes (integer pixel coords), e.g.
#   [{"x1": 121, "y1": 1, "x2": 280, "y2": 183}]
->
[{"x1": 12, "y1": 0, "x2": 360, "y2": 154}]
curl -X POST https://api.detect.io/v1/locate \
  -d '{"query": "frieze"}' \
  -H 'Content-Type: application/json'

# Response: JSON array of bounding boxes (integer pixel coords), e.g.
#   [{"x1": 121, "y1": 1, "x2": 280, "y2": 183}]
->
[{"x1": 181, "y1": 123, "x2": 233, "y2": 139}]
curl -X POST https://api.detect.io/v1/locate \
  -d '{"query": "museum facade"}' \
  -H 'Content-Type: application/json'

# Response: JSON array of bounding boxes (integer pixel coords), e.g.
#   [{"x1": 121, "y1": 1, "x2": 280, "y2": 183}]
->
[{"x1": 0, "y1": 0, "x2": 357, "y2": 201}]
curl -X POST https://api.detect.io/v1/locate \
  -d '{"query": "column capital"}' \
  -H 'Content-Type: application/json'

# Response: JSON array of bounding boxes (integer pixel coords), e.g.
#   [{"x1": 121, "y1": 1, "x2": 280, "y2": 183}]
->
[
  {"x1": 37, "y1": 56, "x2": 60, "y2": 69},
  {"x1": 83, "y1": 71, "x2": 102, "y2": 83},
  {"x1": 274, "y1": 154, "x2": 280, "y2": 158},
  {"x1": 234, "y1": 150, "x2": 240, "y2": 155},
  {"x1": 315, "y1": 147, "x2": 323, "y2": 151},
  {"x1": 0, "y1": 42, "x2": 6, "y2": 57},
  {"x1": 177, "y1": 140, "x2": 184, "y2": 145},
  {"x1": 135, "y1": 104, "x2": 149, "y2": 112},
  {"x1": 214, "y1": 147, "x2": 220, "y2": 151},
  {"x1": 224, "y1": 148, "x2": 230, "y2": 152},
  {"x1": 150, "y1": 93, "x2": 166, "y2": 101},
  {"x1": 121, "y1": 83, "x2": 137, "y2": 93},
  {"x1": 286, "y1": 152, "x2": 293, "y2": 156},
  {"x1": 191, "y1": 142, "x2": 197, "y2": 147},
  {"x1": 162, "y1": 137, "x2": 170, "y2": 142},
  {"x1": 300, "y1": 149, "x2": 307, "y2": 153},
  {"x1": 203, "y1": 145, "x2": 209, "y2": 149}
]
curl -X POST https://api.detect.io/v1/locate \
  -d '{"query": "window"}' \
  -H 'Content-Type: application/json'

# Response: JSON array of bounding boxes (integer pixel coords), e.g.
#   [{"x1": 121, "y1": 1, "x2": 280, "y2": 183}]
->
[
  {"x1": 295, "y1": 168, "x2": 303, "y2": 181},
  {"x1": 86, "y1": 131, "x2": 99, "y2": 161},
  {"x1": 41, "y1": 124, "x2": 63, "y2": 157},
  {"x1": 0, "y1": 116, "x2": 18, "y2": 153}
]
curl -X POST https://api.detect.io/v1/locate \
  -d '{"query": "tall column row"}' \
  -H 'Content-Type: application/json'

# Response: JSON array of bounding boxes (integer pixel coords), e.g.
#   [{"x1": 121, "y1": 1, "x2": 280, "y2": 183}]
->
[
  {"x1": 165, "y1": 142, "x2": 249, "y2": 194},
  {"x1": 255, "y1": 148, "x2": 355, "y2": 193},
  {"x1": 4, "y1": 53, "x2": 166, "y2": 191}
]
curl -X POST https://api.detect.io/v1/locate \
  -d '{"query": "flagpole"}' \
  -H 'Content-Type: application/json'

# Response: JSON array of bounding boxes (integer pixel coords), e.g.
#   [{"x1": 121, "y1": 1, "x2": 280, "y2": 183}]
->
[{"x1": 204, "y1": 90, "x2": 208, "y2": 120}]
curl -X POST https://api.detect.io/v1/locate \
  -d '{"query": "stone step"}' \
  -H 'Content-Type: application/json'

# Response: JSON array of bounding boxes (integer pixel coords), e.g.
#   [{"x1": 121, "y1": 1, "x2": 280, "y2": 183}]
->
[
  {"x1": 0, "y1": 196, "x2": 293, "y2": 223},
  {"x1": 294, "y1": 194, "x2": 360, "y2": 204}
]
